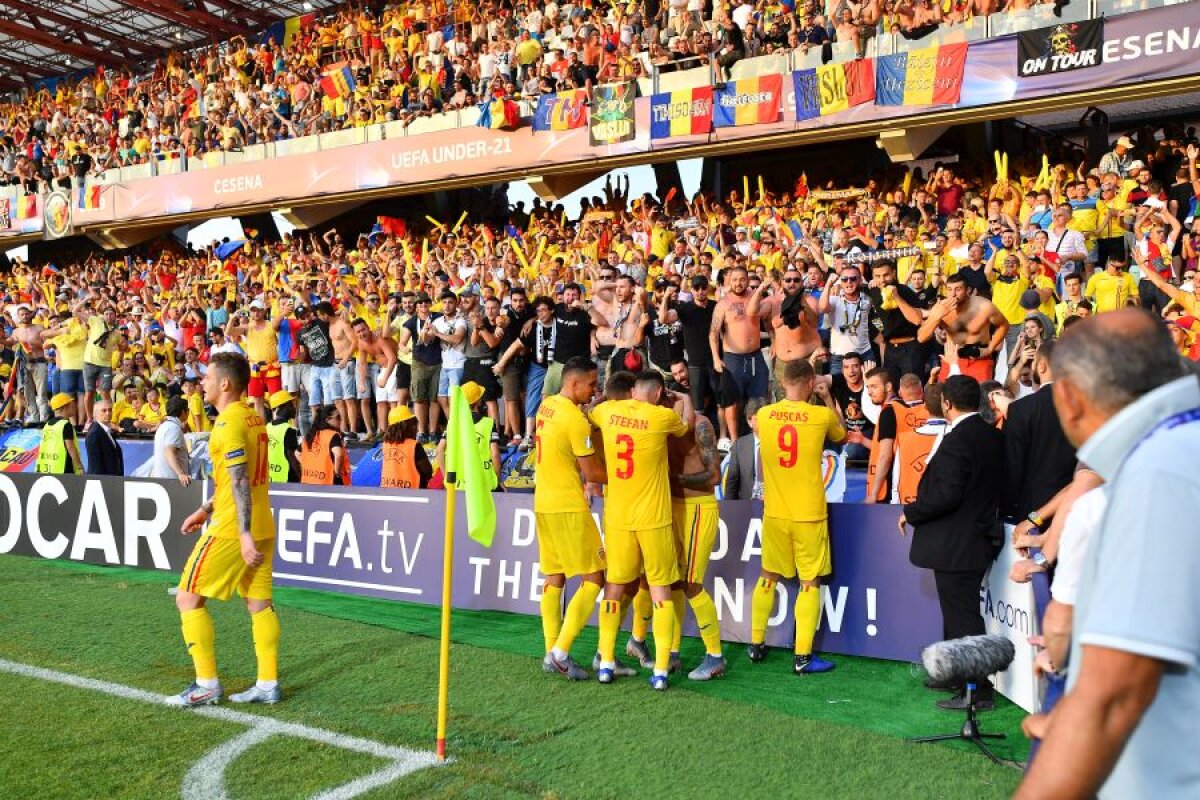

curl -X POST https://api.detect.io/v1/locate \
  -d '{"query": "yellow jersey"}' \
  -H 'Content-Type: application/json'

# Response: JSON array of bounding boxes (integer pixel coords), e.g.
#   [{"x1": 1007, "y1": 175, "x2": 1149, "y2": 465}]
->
[
  {"x1": 138, "y1": 401, "x2": 165, "y2": 427},
  {"x1": 533, "y1": 393, "x2": 594, "y2": 515},
  {"x1": 51, "y1": 318, "x2": 87, "y2": 371},
  {"x1": 187, "y1": 392, "x2": 210, "y2": 433},
  {"x1": 756, "y1": 400, "x2": 845, "y2": 522},
  {"x1": 209, "y1": 401, "x2": 274, "y2": 541},
  {"x1": 1085, "y1": 271, "x2": 1138, "y2": 313},
  {"x1": 84, "y1": 315, "x2": 116, "y2": 367},
  {"x1": 591, "y1": 399, "x2": 688, "y2": 530},
  {"x1": 244, "y1": 323, "x2": 278, "y2": 364},
  {"x1": 991, "y1": 274, "x2": 1030, "y2": 325}
]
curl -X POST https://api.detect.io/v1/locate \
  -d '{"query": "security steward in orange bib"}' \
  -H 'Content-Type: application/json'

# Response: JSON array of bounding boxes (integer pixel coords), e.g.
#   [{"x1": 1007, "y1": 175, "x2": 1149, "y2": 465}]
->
[
  {"x1": 893, "y1": 384, "x2": 948, "y2": 505},
  {"x1": 265, "y1": 390, "x2": 301, "y2": 483},
  {"x1": 300, "y1": 404, "x2": 350, "y2": 485},
  {"x1": 380, "y1": 405, "x2": 432, "y2": 489},
  {"x1": 865, "y1": 372, "x2": 928, "y2": 503}
]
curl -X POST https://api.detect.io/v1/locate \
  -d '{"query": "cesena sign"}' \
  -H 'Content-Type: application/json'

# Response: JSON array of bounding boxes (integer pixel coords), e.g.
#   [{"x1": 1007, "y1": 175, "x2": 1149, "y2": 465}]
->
[{"x1": 1018, "y1": 18, "x2": 1104, "y2": 76}]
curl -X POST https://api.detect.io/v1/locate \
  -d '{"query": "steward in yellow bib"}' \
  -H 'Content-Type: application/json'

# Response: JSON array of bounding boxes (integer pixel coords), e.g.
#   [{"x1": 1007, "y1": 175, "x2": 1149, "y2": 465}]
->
[
  {"x1": 36, "y1": 393, "x2": 83, "y2": 474},
  {"x1": 265, "y1": 390, "x2": 300, "y2": 483}
]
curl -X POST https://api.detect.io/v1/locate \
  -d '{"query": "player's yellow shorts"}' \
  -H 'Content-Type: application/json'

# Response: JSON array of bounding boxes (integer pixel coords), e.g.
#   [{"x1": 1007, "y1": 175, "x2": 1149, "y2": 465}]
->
[
  {"x1": 535, "y1": 511, "x2": 605, "y2": 577},
  {"x1": 672, "y1": 496, "x2": 720, "y2": 585},
  {"x1": 605, "y1": 523, "x2": 678, "y2": 586},
  {"x1": 761, "y1": 516, "x2": 831, "y2": 582},
  {"x1": 178, "y1": 534, "x2": 275, "y2": 602}
]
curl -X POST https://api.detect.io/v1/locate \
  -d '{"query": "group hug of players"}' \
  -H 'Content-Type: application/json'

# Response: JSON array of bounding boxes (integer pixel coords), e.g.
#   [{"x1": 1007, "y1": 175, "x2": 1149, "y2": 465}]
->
[{"x1": 535, "y1": 356, "x2": 845, "y2": 690}]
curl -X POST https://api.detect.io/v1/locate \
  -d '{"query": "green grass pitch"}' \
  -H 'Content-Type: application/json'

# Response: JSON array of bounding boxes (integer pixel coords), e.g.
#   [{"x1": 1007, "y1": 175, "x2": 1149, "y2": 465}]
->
[{"x1": 0, "y1": 556, "x2": 1024, "y2": 799}]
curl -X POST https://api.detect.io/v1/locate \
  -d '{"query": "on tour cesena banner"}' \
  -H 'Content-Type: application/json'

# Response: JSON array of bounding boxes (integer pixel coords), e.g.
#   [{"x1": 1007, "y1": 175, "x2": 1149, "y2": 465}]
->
[
  {"x1": 0, "y1": 473, "x2": 1040, "y2": 710},
  {"x1": 1018, "y1": 19, "x2": 1105, "y2": 77}
]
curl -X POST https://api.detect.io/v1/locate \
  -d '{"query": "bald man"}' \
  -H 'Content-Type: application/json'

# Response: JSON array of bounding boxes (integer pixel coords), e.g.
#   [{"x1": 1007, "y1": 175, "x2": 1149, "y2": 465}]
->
[{"x1": 1018, "y1": 310, "x2": 1197, "y2": 800}]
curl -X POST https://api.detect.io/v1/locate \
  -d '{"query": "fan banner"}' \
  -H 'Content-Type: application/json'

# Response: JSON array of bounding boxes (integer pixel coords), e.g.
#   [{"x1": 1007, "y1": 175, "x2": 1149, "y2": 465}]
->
[{"x1": 1018, "y1": 18, "x2": 1104, "y2": 77}]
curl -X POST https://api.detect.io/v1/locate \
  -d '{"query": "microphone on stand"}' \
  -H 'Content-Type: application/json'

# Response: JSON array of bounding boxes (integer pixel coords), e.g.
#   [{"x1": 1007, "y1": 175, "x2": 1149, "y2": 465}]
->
[{"x1": 910, "y1": 635, "x2": 1016, "y2": 764}]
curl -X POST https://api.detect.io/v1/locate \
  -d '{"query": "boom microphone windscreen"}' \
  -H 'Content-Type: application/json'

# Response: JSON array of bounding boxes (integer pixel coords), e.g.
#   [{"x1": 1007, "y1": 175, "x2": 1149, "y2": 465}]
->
[{"x1": 921, "y1": 635, "x2": 1015, "y2": 685}]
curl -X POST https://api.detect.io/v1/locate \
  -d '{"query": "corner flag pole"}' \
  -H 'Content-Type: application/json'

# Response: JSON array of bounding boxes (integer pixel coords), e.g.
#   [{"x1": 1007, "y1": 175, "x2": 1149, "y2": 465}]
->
[{"x1": 435, "y1": 468, "x2": 456, "y2": 760}]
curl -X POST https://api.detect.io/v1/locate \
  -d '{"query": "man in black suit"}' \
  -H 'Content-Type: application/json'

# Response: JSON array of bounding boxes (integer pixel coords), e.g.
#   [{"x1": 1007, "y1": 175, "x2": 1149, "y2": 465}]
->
[
  {"x1": 721, "y1": 399, "x2": 764, "y2": 501},
  {"x1": 84, "y1": 398, "x2": 125, "y2": 477},
  {"x1": 1001, "y1": 339, "x2": 1076, "y2": 523},
  {"x1": 899, "y1": 375, "x2": 1004, "y2": 710}
]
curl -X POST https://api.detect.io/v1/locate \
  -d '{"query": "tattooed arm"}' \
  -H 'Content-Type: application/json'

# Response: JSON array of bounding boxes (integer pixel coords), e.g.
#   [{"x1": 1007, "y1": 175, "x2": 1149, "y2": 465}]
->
[
  {"x1": 228, "y1": 461, "x2": 264, "y2": 567},
  {"x1": 678, "y1": 417, "x2": 721, "y2": 492}
]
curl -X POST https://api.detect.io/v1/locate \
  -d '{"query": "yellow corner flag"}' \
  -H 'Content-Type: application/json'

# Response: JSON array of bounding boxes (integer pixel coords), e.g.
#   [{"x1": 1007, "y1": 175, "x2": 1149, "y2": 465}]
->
[
  {"x1": 447, "y1": 384, "x2": 496, "y2": 547},
  {"x1": 435, "y1": 385, "x2": 496, "y2": 760}
]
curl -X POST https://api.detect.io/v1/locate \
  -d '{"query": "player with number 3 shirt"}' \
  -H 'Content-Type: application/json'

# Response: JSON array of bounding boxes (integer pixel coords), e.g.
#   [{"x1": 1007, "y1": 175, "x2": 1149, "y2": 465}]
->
[
  {"x1": 590, "y1": 371, "x2": 692, "y2": 690},
  {"x1": 749, "y1": 359, "x2": 846, "y2": 675}
]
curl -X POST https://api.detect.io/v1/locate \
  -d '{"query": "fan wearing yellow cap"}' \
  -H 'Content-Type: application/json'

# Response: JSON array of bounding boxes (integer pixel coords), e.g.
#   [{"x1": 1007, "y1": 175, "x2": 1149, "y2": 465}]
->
[
  {"x1": 36, "y1": 393, "x2": 83, "y2": 475},
  {"x1": 380, "y1": 404, "x2": 433, "y2": 489},
  {"x1": 265, "y1": 391, "x2": 301, "y2": 483},
  {"x1": 433, "y1": 381, "x2": 502, "y2": 489}
]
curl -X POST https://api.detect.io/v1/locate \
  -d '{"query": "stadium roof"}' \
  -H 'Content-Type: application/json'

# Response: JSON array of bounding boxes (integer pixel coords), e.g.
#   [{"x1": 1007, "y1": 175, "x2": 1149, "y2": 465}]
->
[{"x1": 0, "y1": 0, "x2": 344, "y2": 90}]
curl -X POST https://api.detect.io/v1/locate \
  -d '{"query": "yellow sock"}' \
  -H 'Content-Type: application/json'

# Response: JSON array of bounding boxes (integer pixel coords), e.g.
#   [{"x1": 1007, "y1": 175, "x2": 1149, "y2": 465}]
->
[
  {"x1": 598, "y1": 599, "x2": 621, "y2": 664},
  {"x1": 618, "y1": 592, "x2": 632, "y2": 625},
  {"x1": 794, "y1": 584, "x2": 822, "y2": 656},
  {"x1": 554, "y1": 581, "x2": 601, "y2": 654},
  {"x1": 750, "y1": 577, "x2": 776, "y2": 644},
  {"x1": 540, "y1": 584, "x2": 563, "y2": 653},
  {"x1": 251, "y1": 606, "x2": 280, "y2": 683},
  {"x1": 180, "y1": 607, "x2": 217, "y2": 682},
  {"x1": 652, "y1": 599, "x2": 676, "y2": 673},
  {"x1": 631, "y1": 587, "x2": 652, "y2": 641},
  {"x1": 689, "y1": 590, "x2": 723, "y2": 657},
  {"x1": 671, "y1": 588, "x2": 686, "y2": 653}
]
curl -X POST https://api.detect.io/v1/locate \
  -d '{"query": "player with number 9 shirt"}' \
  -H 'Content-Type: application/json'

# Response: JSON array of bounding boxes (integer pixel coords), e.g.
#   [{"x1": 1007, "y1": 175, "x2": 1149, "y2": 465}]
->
[
  {"x1": 749, "y1": 359, "x2": 846, "y2": 675},
  {"x1": 170, "y1": 352, "x2": 280, "y2": 708}
]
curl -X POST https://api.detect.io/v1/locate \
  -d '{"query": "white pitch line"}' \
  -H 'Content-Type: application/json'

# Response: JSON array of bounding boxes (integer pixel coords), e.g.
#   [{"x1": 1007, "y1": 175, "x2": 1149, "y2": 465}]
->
[
  {"x1": 0, "y1": 658, "x2": 444, "y2": 799},
  {"x1": 273, "y1": 572, "x2": 423, "y2": 596},
  {"x1": 182, "y1": 725, "x2": 276, "y2": 800}
]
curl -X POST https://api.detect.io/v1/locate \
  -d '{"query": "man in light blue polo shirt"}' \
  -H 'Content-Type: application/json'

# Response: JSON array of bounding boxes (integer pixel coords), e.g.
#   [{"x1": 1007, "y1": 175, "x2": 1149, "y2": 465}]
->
[{"x1": 1017, "y1": 309, "x2": 1199, "y2": 799}]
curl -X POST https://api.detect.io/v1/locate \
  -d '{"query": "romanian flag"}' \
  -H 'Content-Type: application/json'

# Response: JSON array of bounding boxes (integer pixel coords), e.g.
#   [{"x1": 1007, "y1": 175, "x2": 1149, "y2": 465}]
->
[
  {"x1": 875, "y1": 43, "x2": 968, "y2": 107},
  {"x1": 319, "y1": 63, "x2": 357, "y2": 100},
  {"x1": 477, "y1": 96, "x2": 521, "y2": 130},
  {"x1": 532, "y1": 89, "x2": 588, "y2": 132},
  {"x1": 712, "y1": 75, "x2": 782, "y2": 128},
  {"x1": 78, "y1": 185, "x2": 102, "y2": 210},
  {"x1": 261, "y1": 12, "x2": 314, "y2": 47},
  {"x1": 16, "y1": 194, "x2": 36, "y2": 220},
  {"x1": 649, "y1": 87, "x2": 713, "y2": 139},
  {"x1": 794, "y1": 60, "x2": 874, "y2": 121}
]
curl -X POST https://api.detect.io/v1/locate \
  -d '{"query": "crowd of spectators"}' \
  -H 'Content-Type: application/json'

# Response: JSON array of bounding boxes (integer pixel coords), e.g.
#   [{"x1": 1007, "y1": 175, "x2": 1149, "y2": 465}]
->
[
  {"x1": 0, "y1": 0, "x2": 1076, "y2": 192},
  {"x1": 3, "y1": 125, "x2": 1197, "y2": 488}
]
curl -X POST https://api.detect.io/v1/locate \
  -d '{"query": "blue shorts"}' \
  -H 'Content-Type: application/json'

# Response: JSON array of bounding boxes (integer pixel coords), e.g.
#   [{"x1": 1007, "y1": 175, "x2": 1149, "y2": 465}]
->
[
  {"x1": 58, "y1": 369, "x2": 83, "y2": 395},
  {"x1": 332, "y1": 363, "x2": 356, "y2": 402},
  {"x1": 357, "y1": 363, "x2": 379, "y2": 400},
  {"x1": 438, "y1": 366, "x2": 464, "y2": 397},
  {"x1": 307, "y1": 365, "x2": 338, "y2": 407},
  {"x1": 721, "y1": 351, "x2": 769, "y2": 406}
]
